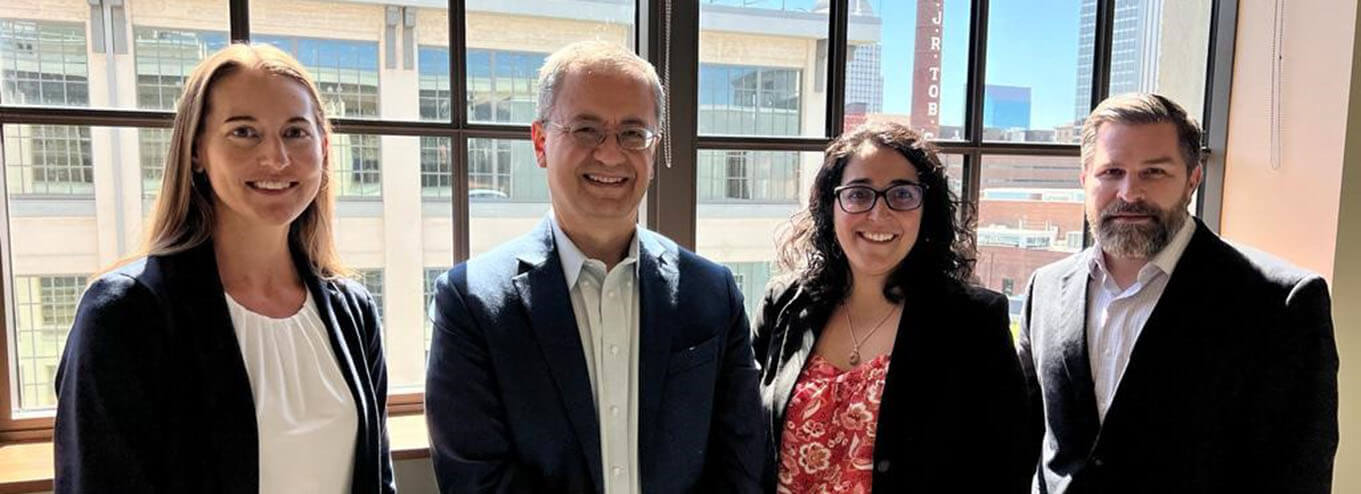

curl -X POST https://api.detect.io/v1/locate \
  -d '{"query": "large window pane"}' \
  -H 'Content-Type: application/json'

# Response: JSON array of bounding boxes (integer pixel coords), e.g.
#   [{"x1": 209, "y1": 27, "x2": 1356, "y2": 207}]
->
[
  {"x1": 465, "y1": 1, "x2": 635, "y2": 125},
  {"x1": 696, "y1": 149, "x2": 821, "y2": 314},
  {"x1": 699, "y1": 3, "x2": 827, "y2": 138},
  {"x1": 12, "y1": 275, "x2": 87, "y2": 410},
  {"x1": 134, "y1": 28, "x2": 229, "y2": 110},
  {"x1": 842, "y1": 1, "x2": 970, "y2": 140},
  {"x1": 985, "y1": 0, "x2": 1092, "y2": 143},
  {"x1": 976, "y1": 155, "x2": 1084, "y2": 330},
  {"x1": 467, "y1": 138, "x2": 549, "y2": 257},
  {"x1": 1101, "y1": 0, "x2": 1213, "y2": 118}
]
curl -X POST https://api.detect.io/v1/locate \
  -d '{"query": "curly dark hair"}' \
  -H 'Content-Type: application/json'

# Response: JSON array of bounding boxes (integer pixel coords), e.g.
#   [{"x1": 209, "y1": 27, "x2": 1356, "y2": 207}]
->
[{"x1": 776, "y1": 121, "x2": 977, "y2": 305}]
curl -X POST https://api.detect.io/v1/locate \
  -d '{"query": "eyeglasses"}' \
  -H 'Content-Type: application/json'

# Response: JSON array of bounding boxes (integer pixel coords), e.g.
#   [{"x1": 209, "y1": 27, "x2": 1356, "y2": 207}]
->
[
  {"x1": 543, "y1": 120, "x2": 660, "y2": 151},
  {"x1": 833, "y1": 182, "x2": 927, "y2": 214}
]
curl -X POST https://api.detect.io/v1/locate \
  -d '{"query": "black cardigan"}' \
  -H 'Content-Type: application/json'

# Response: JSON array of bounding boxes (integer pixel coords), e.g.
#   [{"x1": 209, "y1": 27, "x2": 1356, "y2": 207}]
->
[
  {"x1": 53, "y1": 242, "x2": 396, "y2": 493},
  {"x1": 751, "y1": 278, "x2": 1037, "y2": 492}
]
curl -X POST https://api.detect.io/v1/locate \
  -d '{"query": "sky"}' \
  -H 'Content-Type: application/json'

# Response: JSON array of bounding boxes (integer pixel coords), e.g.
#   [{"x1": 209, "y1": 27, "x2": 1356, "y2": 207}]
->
[{"x1": 878, "y1": 0, "x2": 1082, "y2": 130}]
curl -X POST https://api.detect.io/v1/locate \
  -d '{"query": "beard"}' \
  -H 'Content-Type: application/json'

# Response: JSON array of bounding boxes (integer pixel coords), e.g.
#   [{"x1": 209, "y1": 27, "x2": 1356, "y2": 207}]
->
[{"x1": 1089, "y1": 191, "x2": 1192, "y2": 259}]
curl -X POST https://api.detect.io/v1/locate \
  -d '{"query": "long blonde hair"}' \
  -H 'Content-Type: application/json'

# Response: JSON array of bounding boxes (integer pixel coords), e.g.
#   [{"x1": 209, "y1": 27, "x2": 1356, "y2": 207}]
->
[{"x1": 141, "y1": 43, "x2": 347, "y2": 278}]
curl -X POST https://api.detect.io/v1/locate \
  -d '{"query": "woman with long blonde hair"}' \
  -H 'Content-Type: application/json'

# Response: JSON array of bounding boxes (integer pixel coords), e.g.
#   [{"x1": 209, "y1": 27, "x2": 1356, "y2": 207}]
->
[{"x1": 53, "y1": 44, "x2": 394, "y2": 493}]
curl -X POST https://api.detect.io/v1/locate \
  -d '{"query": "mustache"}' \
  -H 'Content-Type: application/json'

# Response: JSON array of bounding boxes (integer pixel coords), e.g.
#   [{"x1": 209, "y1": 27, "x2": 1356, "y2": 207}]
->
[{"x1": 1100, "y1": 199, "x2": 1164, "y2": 223}]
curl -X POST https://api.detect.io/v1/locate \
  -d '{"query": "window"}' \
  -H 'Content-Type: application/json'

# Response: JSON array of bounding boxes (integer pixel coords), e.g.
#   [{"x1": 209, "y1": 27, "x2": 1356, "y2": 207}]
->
[
  {"x1": 254, "y1": 35, "x2": 381, "y2": 118},
  {"x1": 423, "y1": 267, "x2": 448, "y2": 357},
  {"x1": 697, "y1": 150, "x2": 800, "y2": 203},
  {"x1": 330, "y1": 134, "x2": 382, "y2": 198},
  {"x1": 352, "y1": 269, "x2": 385, "y2": 326},
  {"x1": 419, "y1": 46, "x2": 452, "y2": 122},
  {"x1": 421, "y1": 136, "x2": 453, "y2": 198},
  {"x1": 0, "y1": 20, "x2": 88, "y2": 107},
  {"x1": 133, "y1": 28, "x2": 228, "y2": 110},
  {"x1": 140, "y1": 128, "x2": 173, "y2": 199},
  {"x1": 467, "y1": 50, "x2": 546, "y2": 125},
  {"x1": 0, "y1": 0, "x2": 1225, "y2": 428},
  {"x1": 698, "y1": 65, "x2": 802, "y2": 136},
  {"x1": 13, "y1": 275, "x2": 87, "y2": 410}
]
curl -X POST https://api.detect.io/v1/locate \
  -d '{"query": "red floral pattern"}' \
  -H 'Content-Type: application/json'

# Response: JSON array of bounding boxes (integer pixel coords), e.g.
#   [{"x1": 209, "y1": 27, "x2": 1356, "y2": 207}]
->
[{"x1": 778, "y1": 353, "x2": 890, "y2": 494}]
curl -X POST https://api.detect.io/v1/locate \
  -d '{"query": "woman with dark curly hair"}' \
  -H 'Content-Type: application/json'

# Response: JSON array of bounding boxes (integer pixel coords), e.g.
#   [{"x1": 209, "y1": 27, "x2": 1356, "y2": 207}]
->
[{"x1": 752, "y1": 121, "x2": 1036, "y2": 493}]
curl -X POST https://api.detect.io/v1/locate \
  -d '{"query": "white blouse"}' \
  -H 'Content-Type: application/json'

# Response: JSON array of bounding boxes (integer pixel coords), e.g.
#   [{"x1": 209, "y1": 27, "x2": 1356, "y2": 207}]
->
[{"x1": 226, "y1": 289, "x2": 357, "y2": 494}]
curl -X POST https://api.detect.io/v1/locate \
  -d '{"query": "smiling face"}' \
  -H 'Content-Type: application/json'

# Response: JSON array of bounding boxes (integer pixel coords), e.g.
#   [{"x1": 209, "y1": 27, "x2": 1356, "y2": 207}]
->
[
  {"x1": 531, "y1": 67, "x2": 657, "y2": 233},
  {"x1": 195, "y1": 68, "x2": 326, "y2": 233},
  {"x1": 833, "y1": 142, "x2": 924, "y2": 281},
  {"x1": 1082, "y1": 121, "x2": 1201, "y2": 259}
]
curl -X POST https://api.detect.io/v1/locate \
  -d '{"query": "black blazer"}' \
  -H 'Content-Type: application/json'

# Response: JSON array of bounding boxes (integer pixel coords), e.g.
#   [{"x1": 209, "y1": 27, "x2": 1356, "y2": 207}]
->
[
  {"x1": 751, "y1": 277, "x2": 1036, "y2": 493},
  {"x1": 53, "y1": 242, "x2": 396, "y2": 493},
  {"x1": 1017, "y1": 218, "x2": 1339, "y2": 493},
  {"x1": 425, "y1": 219, "x2": 765, "y2": 494}
]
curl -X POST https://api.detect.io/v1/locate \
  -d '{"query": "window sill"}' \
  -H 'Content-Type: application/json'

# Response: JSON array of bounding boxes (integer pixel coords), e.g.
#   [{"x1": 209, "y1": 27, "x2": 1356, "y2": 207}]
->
[{"x1": 0, "y1": 413, "x2": 431, "y2": 494}]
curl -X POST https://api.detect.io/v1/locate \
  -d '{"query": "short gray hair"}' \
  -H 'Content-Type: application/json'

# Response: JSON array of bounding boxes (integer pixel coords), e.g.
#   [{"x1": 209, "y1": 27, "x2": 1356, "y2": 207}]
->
[
  {"x1": 536, "y1": 41, "x2": 665, "y2": 126},
  {"x1": 1081, "y1": 93, "x2": 1202, "y2": 172}
]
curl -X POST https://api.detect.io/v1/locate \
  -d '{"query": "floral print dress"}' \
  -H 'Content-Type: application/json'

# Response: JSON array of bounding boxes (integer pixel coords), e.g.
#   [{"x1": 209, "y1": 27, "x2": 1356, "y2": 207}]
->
[{"x1": 777, "y1": 353, "x2": 890, "y2": 494}]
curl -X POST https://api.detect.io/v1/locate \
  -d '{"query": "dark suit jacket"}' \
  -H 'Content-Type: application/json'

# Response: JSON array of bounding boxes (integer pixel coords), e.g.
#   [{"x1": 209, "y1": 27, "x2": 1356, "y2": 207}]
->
[
  {"x1": 425, "y1": 219, "x2": 765, "y2": 494},
  {"x1": 751, "y1": 277, "x2": 1036, "y2": 493},
  {"x1": 1018, "y1": 218, "x2": 1339, "y2": 493},
  {"x1": 53, "y1": 242, "x2": 396, "y2": 494}
]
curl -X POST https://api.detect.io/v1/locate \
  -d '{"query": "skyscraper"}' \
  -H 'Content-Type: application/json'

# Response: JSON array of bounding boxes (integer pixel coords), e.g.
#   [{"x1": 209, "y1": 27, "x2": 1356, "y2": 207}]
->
[{"x1": 1074, "y1": 0, "x2": 1165, "y2": 124}]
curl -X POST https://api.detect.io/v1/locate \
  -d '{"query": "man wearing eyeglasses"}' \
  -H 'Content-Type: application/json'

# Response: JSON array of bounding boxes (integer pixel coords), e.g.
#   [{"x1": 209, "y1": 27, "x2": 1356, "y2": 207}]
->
[
  {"x1": 425, "y1": 40, "x2": 765, "y2": 494},
  {"x1": 1017, "y1": 93, "x2": 1338, "y2": 493}
]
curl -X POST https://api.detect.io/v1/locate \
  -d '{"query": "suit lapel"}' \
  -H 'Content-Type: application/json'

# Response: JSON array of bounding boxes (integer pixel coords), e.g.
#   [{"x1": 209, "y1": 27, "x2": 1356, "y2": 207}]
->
[
  {"x1": 510, "y1": 222, "x2": 603, "y2": 488},
  {"x1": 166, "y1": 243, "x2": 260, "y2": 483},
  {"x1": 636, "y1": 231, "x2": 677, "y2": 481},
  {"x1": 1045, "y1": 252, "x2": 1101, "y2": 455},
  {"x1": 298, "y1": 257, "x2": 372, "y2": 484}
]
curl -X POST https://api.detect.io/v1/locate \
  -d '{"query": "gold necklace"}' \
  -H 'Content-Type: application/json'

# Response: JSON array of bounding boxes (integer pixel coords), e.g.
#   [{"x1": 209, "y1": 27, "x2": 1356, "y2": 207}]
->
[{"x1": 843, "y1": 303, "x2": 900, "y2": 366}]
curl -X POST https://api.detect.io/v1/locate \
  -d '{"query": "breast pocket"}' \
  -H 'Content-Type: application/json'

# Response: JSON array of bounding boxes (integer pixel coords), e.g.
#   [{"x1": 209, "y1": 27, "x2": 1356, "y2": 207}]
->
[{"x1": 667, "y1": 333, "x2": 721, "y2": 375}]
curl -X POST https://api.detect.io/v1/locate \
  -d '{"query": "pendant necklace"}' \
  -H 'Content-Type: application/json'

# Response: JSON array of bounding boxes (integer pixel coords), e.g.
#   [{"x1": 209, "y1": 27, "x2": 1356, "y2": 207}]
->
[{"x1": 844, "y1": 302, "x2": 900, "y2": 366}]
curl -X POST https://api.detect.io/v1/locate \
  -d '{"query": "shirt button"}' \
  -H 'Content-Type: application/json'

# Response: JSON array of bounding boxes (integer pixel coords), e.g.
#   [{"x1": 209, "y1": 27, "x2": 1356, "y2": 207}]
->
[
  {"x1": 875, "y1": 460, "x2": 891, "y2": 473},
  {"x1": 1092, "y1": 457, "x2": 1105, "y2": 468},
  {"x1": 610, "y1": 405, "x2": 620, "y2": 416},
  {"x1": 608, "y1": 290, "x2": 617, "y2": 298},
  {"x1": 610, "y1": 344, "x2": 619, "y2": 355},
  {"x1": 612, "y1": 466, "x2": 623, "y2": 477}
]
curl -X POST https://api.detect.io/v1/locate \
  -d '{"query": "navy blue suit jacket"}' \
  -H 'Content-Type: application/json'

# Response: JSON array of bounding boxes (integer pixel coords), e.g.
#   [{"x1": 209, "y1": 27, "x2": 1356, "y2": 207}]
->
[
  {"x1": 53, "y1": 242, "x2": 396, "y2": 493},
  {"x1": 425, "y1": 219, "x2": 765, "y2": 494}
]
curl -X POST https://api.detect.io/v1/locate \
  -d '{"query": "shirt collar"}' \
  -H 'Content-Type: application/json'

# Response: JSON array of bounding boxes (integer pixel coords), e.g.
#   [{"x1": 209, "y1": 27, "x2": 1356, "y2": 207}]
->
[
  {"x1": 1087, "y1": 215, "x2": 1198, "y2": 283},
  {"x1": 549, "y1": 211, "x2": 641, "y2": 288}
]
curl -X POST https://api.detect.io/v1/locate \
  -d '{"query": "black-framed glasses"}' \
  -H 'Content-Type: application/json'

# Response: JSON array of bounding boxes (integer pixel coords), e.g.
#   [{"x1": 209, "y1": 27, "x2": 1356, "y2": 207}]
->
[
  {"x1": 543, "y1": 120, "x2": 660, "y2": 151},
  {"x1": 833, "y1": 182, "x2": 927, "y2": 213}
]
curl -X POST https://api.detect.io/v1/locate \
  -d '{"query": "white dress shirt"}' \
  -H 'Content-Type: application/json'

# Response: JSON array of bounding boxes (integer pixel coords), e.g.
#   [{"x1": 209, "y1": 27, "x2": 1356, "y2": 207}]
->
[
  {"x1": 1086, "y1": 218, "x2": 1196, "y2": 422},
  {"x1": 225, "y1": 290, "x2": 357, "y2": 494},
  {"x1": 551, "y1": 214, "x2": 642, "y2": 494}
]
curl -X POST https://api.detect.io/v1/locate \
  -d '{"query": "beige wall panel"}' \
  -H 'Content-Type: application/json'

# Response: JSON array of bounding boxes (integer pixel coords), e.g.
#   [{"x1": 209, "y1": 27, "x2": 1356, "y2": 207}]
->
[
  {"x1": 465, "y1": 13, "x2": 629, "y2": 53},
  {"x1": 699, "y1": 31, "x2": 808, "y2": 68},
  {"x1": 9, "y1": 217, "x2": 100, "y2": 276}
]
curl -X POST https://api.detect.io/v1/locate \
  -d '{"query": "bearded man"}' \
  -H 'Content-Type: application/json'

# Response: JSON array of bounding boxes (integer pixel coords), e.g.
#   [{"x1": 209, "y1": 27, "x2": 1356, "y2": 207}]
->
[{"x1": 1016, "y1": 93, "x2": 1338, "y2": 494}]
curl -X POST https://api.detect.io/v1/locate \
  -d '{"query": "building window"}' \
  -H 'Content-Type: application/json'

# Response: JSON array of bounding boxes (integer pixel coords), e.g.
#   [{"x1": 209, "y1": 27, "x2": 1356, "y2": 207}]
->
[
  {"x1": 255, "y1": 35, "x2": 380, "y2": 118},
  {"x1": 419, "y1": 46, "x2": 452, "y2": 121},
  {"x1": 698, "y1": 64, "x2": 801, "y2": 136},
  {"x1": 1002, "y1": 278, "x2": 1015, "y2": 296},
  {"x1": 423, "y1": 267, "x2": 448, "y2": 357},
  {"x1": 133, "y1": 28, "x2": 228, "y2": 110},
  {"x1": 330, "y1": 134, "x2": 382, "y2": 198},
  {"x1": 0, "y1": 20, "x2": 88, "y2": 107},
  {"x1": 14, "y1": 275, "x2": 87, "y2": 410},
  {"x1": 352, "y1": 269, "x2": 385, "y2": 327},
  {"x1": 698, "y1": 150, "x2": 800, "y2": 203},
  {"x1": 3, "y1": 124, "x2": 94, "y2": 196},
  {"x1": 722, "y1": 262, "x2": 772, "y2": 317},
  {"x1": 139, "y1": 128, "x2": 172, "y2": 198},
  {"x1": 468, "y1": 138, "x2": 513, "y2": 200},
  {"x1": 421, "y1": 136, "x2": 453, "y2": 198},
  {"x1": 467, "y1": 49, "x2": 546, "y2": 124}
]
